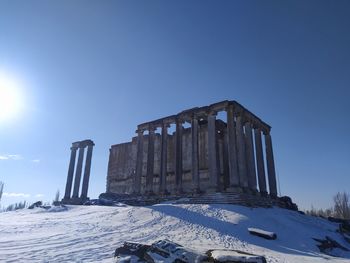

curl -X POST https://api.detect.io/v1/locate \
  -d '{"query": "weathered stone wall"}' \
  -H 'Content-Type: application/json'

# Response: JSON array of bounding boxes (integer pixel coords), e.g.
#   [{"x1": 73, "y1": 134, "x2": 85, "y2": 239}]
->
[
  {"x1": 107, "y1": 121, "x2": 227, "y2": 195},
  {"x1": 104, "y1": 100, "x2": 279, "y2": 199}
]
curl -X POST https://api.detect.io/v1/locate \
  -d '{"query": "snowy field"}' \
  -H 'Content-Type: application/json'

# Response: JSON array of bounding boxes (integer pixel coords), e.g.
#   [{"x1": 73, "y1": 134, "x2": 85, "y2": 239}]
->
[{"x1": 0, "y1": 204, "x2": 349, "y2": 262}]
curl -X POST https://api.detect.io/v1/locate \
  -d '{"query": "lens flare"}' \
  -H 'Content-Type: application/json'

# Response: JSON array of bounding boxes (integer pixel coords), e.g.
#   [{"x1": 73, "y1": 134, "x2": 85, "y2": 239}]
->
[{"x1": 0, "y1": 72, "x2": 23, "y2": 122}]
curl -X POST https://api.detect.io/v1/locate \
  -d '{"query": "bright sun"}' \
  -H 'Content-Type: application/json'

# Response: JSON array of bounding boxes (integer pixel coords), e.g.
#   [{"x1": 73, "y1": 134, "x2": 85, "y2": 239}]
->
[{"x1": 0, "y1": 73, "x2": 23, "y2": 122}]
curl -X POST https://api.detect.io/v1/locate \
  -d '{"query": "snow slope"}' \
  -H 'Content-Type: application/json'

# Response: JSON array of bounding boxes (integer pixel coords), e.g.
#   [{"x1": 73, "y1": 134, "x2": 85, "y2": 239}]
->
[{"x1": 0, "y1": 204, "x2": 349, "y2": 262}]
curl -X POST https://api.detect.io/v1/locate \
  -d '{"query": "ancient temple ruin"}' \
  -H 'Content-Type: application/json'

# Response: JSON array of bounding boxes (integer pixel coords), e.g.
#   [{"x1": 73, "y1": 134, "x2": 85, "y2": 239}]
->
[
  {"x1": 105, "y1": 100, "x2": 278, "y2": 199},
  {"x1": 62, "y1": 139, "x2": 94, "y2": 204}
]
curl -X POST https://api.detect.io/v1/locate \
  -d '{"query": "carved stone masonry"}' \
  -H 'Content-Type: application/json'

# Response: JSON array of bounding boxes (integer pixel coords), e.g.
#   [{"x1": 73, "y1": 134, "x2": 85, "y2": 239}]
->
[
  {"x1": 62, "y1": 139, "x2": 95, "y2": 205},
  {"x1": 106, "y1": 100, "x2": 278, "y2": 199}
]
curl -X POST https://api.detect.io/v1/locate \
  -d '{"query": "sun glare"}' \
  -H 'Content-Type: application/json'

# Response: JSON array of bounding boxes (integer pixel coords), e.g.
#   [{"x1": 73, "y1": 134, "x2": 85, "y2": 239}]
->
[{"x1": 0, "y1": 72, "x2": 23, "y2": 122}]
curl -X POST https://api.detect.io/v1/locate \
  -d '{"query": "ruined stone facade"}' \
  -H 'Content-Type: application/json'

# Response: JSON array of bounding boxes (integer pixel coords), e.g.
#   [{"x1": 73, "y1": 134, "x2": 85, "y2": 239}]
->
[
  {"x1": 62, "y1": 139, "x2": 94, "y2": 204},
  {"x1": 106, "y1": 100, "x2": 278, "y2": 198}
]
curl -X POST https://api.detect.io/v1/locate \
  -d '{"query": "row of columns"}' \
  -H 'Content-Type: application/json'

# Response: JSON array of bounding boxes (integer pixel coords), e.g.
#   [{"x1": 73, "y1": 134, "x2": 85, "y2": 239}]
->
[
  {"x1": 63, "y1": 140, "x2": 95, "y2": 203},
  {"x1": 134, "y1": 104, "x2": 277, "y2": 198}
]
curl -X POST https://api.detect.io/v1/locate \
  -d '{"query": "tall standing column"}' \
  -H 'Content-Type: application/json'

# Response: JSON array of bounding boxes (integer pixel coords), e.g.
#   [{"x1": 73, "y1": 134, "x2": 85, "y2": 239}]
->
[
  {"x1": 64, "y1": 144, "x2": 78, "y2": 199},
  {"x1": 236, "y1": 114, "x2": 248, "y2": 190},
  {"x1": 175, "y1": 118, "x2": 183, "y2": 194},
  {"x1": 265, "y1": 131, "x2": 277, "y2": 198},
  {"x1": 160, "y1": 122, "x2": 168, "y2": 195},
  {"x1": 146, "y1": 126, "x2": 155, "y2": 194},
  {"x1": 254, "y1": 128, "x2": 267, "y2": 195},
  {"x1": 191, "y1": 115, "x2": 200, "y2": 192},
  {"x1": 207, "y1": 112, "x2": 219, "y2": 191},
  {"x1": 226, "y1": 105, "x2": 239, "y2": 190},
  {"x1": 245, "y1": 122, "x2": 257, "y2": 192},
  {"x1": 222, "y1": 129, "x2": 230, "y2": 189},
  {"x1": 81, "y1": 143, "x2": 94, "y2": 200},
  {"x1": 72, "y1": 145, "x2": 85, "y2": 198},
  {"x1": 134, "y1": 130, "x2": 144, "y2": 194}
]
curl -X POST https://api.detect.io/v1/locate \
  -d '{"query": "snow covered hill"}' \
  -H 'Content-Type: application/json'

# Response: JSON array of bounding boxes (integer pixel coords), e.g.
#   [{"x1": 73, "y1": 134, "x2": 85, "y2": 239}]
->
[{"x1": 0, "y1": 204, "x2": 349, "y2": 262}]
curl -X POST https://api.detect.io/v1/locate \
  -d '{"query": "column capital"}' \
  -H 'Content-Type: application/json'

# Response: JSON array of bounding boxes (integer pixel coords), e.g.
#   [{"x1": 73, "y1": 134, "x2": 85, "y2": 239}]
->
[
  {"x1": 148, "y1": 125, "x2": 157, "y2": 133},
  {"x1": 161, "y1": 121, "x2": 171, "y2": 129},
  {"x1": 80, "y1": 139, "x2": 95, "y2": 146},
  {"x1": 175, "y1": 115, "x2": 185, "y2": 124},
  {"x1": 191, "y1": 112, "x2": 200, "y2": 120},
  {"x1": 136, "y1": 128, "x2": 145, "y2": 135},
  {"x1": 262, "y1": 128, "x2": 271, "y2": 136},
  {"x1": 226, "y1": 102, "x2": 235, "y2": 111},
  {"x1": 253, "y1": 126, "x2": 262, "y2": 132},
  {"x1": 207, "y1": 109, "x2": 217, "y2": 116},
  {"x1": 72, "y1": 142, "x2": 80, "y2": 148},
  {"x1": 244, "y1": 121, "x2": 254, "y2": 128}
]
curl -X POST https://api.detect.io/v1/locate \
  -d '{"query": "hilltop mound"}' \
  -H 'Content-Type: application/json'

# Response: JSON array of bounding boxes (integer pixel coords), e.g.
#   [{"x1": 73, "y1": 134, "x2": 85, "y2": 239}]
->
[{"x1": 0, "y1": 204, "x2": 349, "y2": 262}]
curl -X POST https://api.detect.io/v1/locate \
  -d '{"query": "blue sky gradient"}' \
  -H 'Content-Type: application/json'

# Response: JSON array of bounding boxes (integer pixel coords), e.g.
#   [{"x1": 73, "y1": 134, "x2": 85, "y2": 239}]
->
[{"x1": 0, "y1": 0, "x2": 349, "y2": 209}]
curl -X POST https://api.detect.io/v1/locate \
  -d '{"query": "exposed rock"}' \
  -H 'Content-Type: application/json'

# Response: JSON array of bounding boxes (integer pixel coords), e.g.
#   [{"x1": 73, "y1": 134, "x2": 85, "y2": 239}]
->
[
  {"x1": 52, "y1": 201, "x2": 61, "y2": 206},
  {"x1": 114, "y1": 239, "x2": 207, "y2": 263},
  {"x1": 114, "y1": 240, "x2": 267, "y2": 263},
  {"x1": 114, "y1": 241, "x2": 150, "y2": 262},
  {"x1": 278, "y1": 196, "x2": 298, "y2": 211},
  {"x1": 313, "y1": 236, "x2": 349, "y2": 256},
  {"x1": 28, "y1": 201, "x2": 42, "y2": 209},
  {"x1": 248, "y1": 228, "x2": 277, "y2": 240}
]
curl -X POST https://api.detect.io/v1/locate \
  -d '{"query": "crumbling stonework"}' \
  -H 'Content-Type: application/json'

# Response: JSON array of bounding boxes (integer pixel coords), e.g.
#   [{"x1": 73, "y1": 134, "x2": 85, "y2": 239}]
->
[
  {"x1": 62, "y1": 139, "x2": 94, "y2": 205},
  {"x1": 106, "y1": 100, "x2": 278, "y2": 198}
]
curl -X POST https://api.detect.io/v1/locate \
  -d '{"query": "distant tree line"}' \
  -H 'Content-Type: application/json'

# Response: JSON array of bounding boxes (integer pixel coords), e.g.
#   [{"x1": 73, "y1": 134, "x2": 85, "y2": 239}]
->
[
  {"x1": 4, "y1": 201, "x2": 27, "y2": 211},
  {"x1": 305, "y1": 191, "x2": 350, "y2": 220},
  {"x1": 0, "y1": 186, "x2": 61, "y2": 212},
  {"x1": 0, "y1": 182, "x2": 27, "y2": 211}
]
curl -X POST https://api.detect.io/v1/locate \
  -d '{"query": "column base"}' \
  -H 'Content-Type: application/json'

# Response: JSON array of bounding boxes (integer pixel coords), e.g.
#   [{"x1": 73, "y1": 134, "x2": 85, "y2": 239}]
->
[
  {"x1": 192, "y1": 187, "x2": 202, "y2": 195},
  {"x1": 176, "y1": 188, "x2": 183, "y2": 195},
  {"x1": 159, "y1": 190, "x2": 170, "y2": 196},
  {"x1": 80, "y1": 196, "x2": 90, "y2": 203},
  {"x1": 61, "y1": 197, "x2": 84, "y2": 205},
  {"x1": 269, "y1": 193, "x2": 278, "y2": 199},
  {"x1": 241, "y1": 187, "x2": 250, "y2": 194},
  {"x1": 260, "y1": 191, "x2": 268, "y2": 197},
  {"x1": 206, "y1": 186, "x2": 220, "y2": 194},
  {"x1": 61, "y1": 198, "x2": 70, "y2": 204},
  {"x1": 146, "y1": 191, "x2": 155, "y2": 196},
  {"x1": 225, "y1": 186, "x2": 243, "y2": 193},
  {"x1": 132, "y1": 191, "x2": 141, "y2": 196},
  {"x1": 249, "y1": 188, "x2": 259, "y2": 195}
]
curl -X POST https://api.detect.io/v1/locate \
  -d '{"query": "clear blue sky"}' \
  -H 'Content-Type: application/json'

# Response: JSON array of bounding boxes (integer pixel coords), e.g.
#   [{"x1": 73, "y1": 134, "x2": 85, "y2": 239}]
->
[{"x1": 0, "y1": 0, "x2": 349, "y2": 210}]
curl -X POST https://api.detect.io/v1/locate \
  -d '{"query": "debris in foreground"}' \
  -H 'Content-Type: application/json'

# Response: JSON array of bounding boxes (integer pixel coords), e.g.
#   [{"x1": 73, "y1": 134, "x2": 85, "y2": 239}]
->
[
  {"x1": 248, "y1": 228, "x2": 277, "y2": 240},
  {"x1": 313, "y1": 236, "x2": 349, "y2": 257},
  {"x1": 114, "y1": 239, "x2": 267, "y2": 263},
  {"x1": 208, "y1": 249, "x2": 267, "y2": 263}
]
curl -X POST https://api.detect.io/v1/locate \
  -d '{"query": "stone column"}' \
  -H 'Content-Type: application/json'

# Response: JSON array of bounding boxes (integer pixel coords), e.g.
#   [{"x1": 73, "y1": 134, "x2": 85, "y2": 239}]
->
[
  {"x1": 81, "y1": 143, "x2": 94, "y2": 200},
  {"x1": 191, "y1": 115, "x2": 200, "y2": 192},
  {"x1": 236, "y1": 114, "x2": 248, "y2": 190},
  {"x1": 159, "y1": 122, "x2": 168, "y2": 195},
  {"x1": 226, "y1": 105, "x2": 239, "y2": 190},
  {"x1": 254, "y1": 128, "x2": 267, "y2": 195},
  {"x1": 146, "y1": 126, "x2": 156, "y2": 194},
  {"x1": 245, "y1": 122, "x2": 257, "y2": 192},
  {"x1": 265, "y1": 132, "x2": 277, "y2": 198},
  {"x1": 222, "y1": 129, "x2": 230, "y2": 189},
  {"x1": 175, "y1": 118, "x2": 183, "y2": 194},
  {"x1": 134, "y1": 130, "x2": 144, "y2": 194},
  {"x1": 72, "y1": 145, "x2": 85, "y2": 198},
  {"x1": 64, "y1": 144, "x2": 78, "y2": 199},
  {"x1": 207, "y1": 111, "x2": 219, "y2": 191}
]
